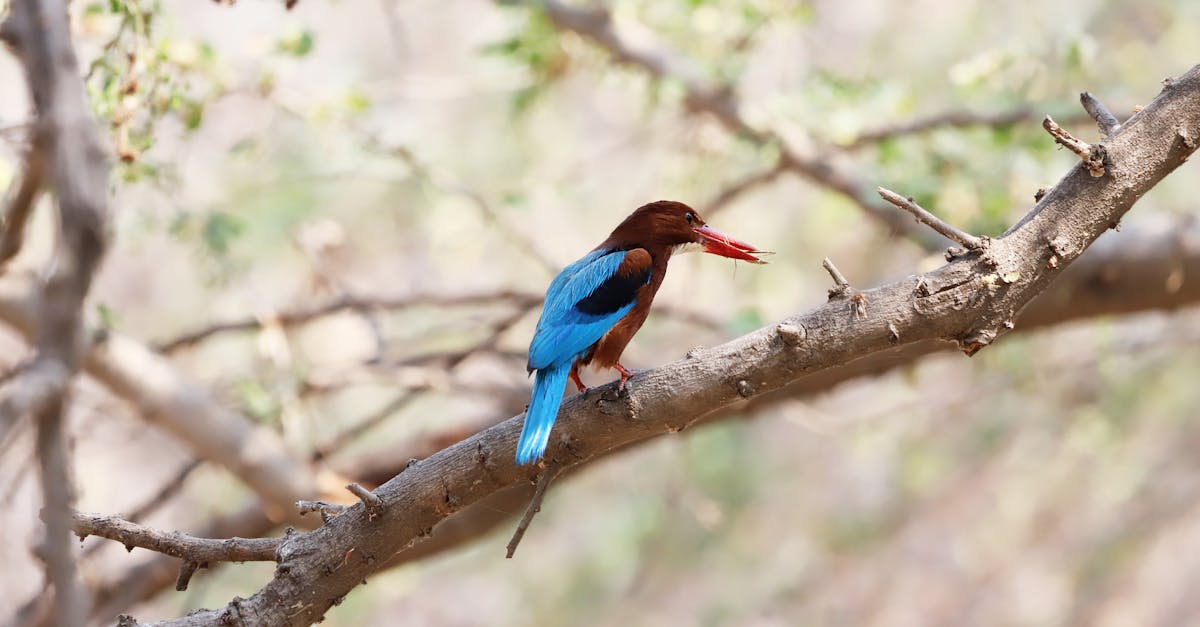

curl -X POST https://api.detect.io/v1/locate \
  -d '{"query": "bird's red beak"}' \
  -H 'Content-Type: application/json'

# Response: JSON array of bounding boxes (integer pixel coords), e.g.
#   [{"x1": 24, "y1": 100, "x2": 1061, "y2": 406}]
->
[{"x1": 693, "y1": 225, "x2": 769, "y2": 264}]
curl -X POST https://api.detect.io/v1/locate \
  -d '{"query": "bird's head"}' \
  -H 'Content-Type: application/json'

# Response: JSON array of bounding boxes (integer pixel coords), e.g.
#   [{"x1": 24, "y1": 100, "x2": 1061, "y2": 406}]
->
[{"x1": 606, "y1": 200, "x2": 768, "y2": 263}]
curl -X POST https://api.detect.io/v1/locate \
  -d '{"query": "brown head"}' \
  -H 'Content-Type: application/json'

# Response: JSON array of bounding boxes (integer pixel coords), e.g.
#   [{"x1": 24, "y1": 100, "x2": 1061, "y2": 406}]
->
[{"x1": 600, "y1": 200, "x2": 768, "y2": 263}]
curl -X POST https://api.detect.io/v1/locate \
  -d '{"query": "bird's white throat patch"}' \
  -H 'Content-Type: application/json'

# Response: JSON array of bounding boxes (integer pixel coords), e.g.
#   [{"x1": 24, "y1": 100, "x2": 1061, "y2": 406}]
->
[{"x1": 673, "y1": 241, "x2": 706, "y2": 255}]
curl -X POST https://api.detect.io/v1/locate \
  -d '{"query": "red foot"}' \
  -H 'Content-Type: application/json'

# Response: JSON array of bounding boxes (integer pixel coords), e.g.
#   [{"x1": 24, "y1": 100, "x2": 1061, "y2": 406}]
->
[
  {"x1": 570, "y1": 363, "x2": 588, "y2": 393},
  {"x1": 614, "y1": 363, "x2": 634, "y2": 392}
]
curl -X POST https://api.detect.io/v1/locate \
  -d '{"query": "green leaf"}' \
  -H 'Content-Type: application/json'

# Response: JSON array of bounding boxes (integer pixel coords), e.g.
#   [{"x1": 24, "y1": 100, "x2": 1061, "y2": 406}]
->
[
  {"x1": 180, "y1": 99, "x2": 204, "y2": 130},
  {"x1": 344, "y1": 89, "x2": 371, "y2": 114},
  {"x1": 95, "y1": 302, "x2": 120, "y2": 330},
  {"x1": 277, "y1": 29, "x2": 315, "y2": 57},
  {"x1": 202, "y1": 212, "x2": 244, "y2": 255},
  {"x1": 235, "y1": 379, "x2": 280, "y2": 422}
]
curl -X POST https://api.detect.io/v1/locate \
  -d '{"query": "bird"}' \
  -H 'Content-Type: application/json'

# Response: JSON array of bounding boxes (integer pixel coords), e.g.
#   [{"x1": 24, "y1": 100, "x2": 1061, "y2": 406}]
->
[{"x1": 516, "y1": 200, "x2": 768, "y2": 465}]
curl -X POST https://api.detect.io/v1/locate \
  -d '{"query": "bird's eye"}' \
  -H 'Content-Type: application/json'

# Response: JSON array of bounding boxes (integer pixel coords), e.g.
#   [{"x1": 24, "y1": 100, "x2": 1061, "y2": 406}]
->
[{"x1": 685, "y1": 212, "x2": 695, "y2": 224}]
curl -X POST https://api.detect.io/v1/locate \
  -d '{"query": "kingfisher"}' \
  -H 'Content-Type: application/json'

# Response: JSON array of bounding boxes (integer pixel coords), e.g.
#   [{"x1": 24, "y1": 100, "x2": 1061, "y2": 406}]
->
[{"x1": 516, "y1": 200, "x2": 768, "y2": 465}]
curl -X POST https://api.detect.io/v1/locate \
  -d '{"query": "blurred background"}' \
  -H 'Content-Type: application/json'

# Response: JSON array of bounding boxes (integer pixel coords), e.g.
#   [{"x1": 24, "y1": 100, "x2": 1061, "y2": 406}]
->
[{"x1": 1, "y1": 0, "x2": 1199, "y2": 625}]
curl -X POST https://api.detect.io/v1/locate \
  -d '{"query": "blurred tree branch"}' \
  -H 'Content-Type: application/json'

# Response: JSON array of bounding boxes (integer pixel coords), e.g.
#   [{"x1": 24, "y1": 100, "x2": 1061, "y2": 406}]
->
[
  {"x1": 839, "y1": 108, "x2": 1097, "y2": 151},
  {"x1": 0, "y1": 136, "x2": 44, "y2": 265},
  {"x1": 0, "y1": 271, "x2": 327, "y2": 519},
  {"x1": 155, "y1": 289, "x2": 540, "y2": 353},
  {"x1": 525, "y1": 0, "x2": 946, "y2": 249},
  {"x1": 0, "y1": 0, "x2": 111, "y2": 623},
  {"x1": 155, "y1": 288, "x2": 721, "y2": 355},
  {"x1": 97, "y1": 65, "x2": 1200, "y2": 626}
]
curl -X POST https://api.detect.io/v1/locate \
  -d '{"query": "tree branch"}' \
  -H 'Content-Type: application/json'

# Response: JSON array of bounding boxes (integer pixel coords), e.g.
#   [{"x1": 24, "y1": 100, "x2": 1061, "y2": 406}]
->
[
  {"x1": 0, "y1": 274, "x2": 325, "y2": 518},
  {"x1": 0, "y1": 136, "x2": 45, "y2": 265},
  {"x1": 2, "y1": 0, "x2": 111, "y2": 623},
  {"x1": 1043, "y1": 115, "x2": 1107, "y2": 177},
  {"x1": 702, "y1": 161, "x2": 789, "y2": 218},
  {"x1": 877, "y1": 187, "x2": 985, "y2": 250},
  {"x1": 155, "y1": 290, "x2": 540, "y2": 353},
  {"x1": 841, "y1": 107, "x2": 1038, "y2": 149},
  {"x1": 81, "y1": 205, "x2": 1200, "y2": 623},
  {"x1": 839, "y1": 108, "x2": 1101, "y2": 150},
  {"x1": 529, "y1": 0, "x2": 943, "y2": 249},
  {"x1": 128, "y1": 65, "x2": 1200, "y2": 627},
  {"x1": 68, "y1": 511, "x2": 280, "y2": 565},
  {"x1": 505, "y1": 465, "x2": 558, "y2": 558},
  {"x1": 88, "y1": 503, "x2": 277, "y2": 621}
]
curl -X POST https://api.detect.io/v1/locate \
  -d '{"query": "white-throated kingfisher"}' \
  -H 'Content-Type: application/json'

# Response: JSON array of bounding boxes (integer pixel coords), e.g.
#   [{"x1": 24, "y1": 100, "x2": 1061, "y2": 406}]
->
[{"x1": 516, "y1": 200, "x2": 767, "y2": 465}]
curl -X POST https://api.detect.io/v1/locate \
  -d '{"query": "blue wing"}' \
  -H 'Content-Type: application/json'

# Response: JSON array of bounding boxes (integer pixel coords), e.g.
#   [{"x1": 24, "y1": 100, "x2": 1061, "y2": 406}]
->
[{"x1": 527, "y1": 248, "x2": 650, "y2": 370}]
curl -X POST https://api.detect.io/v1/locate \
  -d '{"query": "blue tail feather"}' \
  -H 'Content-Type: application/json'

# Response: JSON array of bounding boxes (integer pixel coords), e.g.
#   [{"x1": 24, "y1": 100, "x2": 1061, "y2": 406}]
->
[{"x1": 516, "y1": 364, "x2": 570, "y2": 465}]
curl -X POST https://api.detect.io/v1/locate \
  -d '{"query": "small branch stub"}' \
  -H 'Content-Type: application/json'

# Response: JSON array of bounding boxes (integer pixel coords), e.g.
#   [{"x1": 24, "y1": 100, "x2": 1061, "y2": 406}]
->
[
  {"x1": 176, "y1": 560, "x2": 201, "y2": 591},
  {"x1": 877, "y1": 187, "x2": 984, "y2": 250},
  {"x1": 1080, "y1": 92, "x2": 1121, "y2": 137},
  {"x1": 346, "y1": 483, "x2": 384, "y2": 517},
  {"x1": 822, "y1": 257, "x2": 851, "y2": 298},
  {"x1": 775, "y1": 322, "x2": 806, "y2": 346},
  {"x1": 296, "y1": 500, "x2": 346, "y2": 524},
  {"x1": 1043, "y1": 115, "x2": 1107, "y2": 177}
]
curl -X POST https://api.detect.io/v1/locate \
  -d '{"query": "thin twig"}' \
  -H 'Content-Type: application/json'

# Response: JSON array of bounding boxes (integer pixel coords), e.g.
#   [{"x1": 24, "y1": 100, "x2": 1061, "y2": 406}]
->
[
  {"x1": 1043, "y1": 115, "x2": 1107, "y2": 177},
  {"x1": 506, "y1": 465, "x2": 559, "y2": 558},
  {"x1": 876, "y1": 187, "x2": 984, "y2": 249},
  {"x1": 67, "y1": 511, "x2": 281, "y2": 563},
  {"x1": 1080, "y1": 92, "x2": 1121, "y2": 137},
  {"x1": 842, "y1": 107, "x2": 1034, "y2": 150},
  {"x1": 156, "y1": 290, "x2": 540, "y2": 353},
  {"x1": 312, "y1": 391, "x2": 424, "y2": 460},
  {"x1": 381, "y1": 142, "x2": 560, "y2": 275},
  {"x1": 703, "y1": 161, "x2": 788, "y2": 218}
]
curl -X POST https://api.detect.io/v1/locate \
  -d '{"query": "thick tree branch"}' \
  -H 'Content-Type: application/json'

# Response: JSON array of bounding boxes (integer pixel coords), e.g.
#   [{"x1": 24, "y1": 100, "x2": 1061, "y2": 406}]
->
[
  {"x1": 71, "y1": 213, "x2": 1200, "y2": 621},
  {"x1": 129, "y1": 67, "x2": 1200, "y2": 626},
  {"x1": 2, "y1": 0, "x2": 111, "y2": 623},
  {"x1": 79, "y1": 206, "x2": 1200, "y2": 622}
]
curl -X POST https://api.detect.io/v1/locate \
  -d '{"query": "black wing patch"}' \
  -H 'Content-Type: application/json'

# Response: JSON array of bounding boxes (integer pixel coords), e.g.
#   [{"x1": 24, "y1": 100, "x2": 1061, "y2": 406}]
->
[{"x1": 574, "y1": 250, "x2": 652, "y2": 316}]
